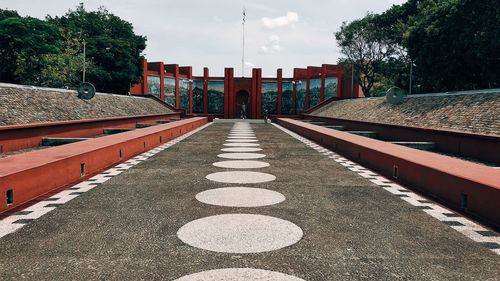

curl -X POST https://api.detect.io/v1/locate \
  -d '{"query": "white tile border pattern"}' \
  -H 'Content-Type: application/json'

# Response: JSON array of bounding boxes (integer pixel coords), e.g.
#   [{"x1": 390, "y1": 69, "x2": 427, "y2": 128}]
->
[
  {"x1": 272, "y1": 123, "x2": 500, "y2": 255},
  {"x1": 0, "y1": 122, "x2": 213, "y2": 239}
]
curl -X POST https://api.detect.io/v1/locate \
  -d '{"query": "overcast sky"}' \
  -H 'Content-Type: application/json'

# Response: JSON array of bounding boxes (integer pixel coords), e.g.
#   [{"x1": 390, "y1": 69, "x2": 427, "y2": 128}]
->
[{"x1": 1, "y1": 0, "x2": 406, "y2": 77}]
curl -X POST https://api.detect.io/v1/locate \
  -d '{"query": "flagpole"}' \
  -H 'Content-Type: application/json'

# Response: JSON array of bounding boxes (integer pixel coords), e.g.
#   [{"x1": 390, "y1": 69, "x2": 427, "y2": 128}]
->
[{"x1": 242, "y1": 7, "x2": 246, "y2": 78}]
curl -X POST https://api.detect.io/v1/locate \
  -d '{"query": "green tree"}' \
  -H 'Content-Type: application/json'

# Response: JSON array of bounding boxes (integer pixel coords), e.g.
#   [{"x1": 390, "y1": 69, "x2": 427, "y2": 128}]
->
[
  {"x1": 0, "y1": 11, "x2": 62, "y2": 84},
  {"x1": 405, "y1": 0, "x2": 500, "y2": 91},
  {"x1": 37, "y1": 31, "x2": 97, "y2": 88},
  {"x1": 335, "y1": 14, "x2": 396, "y2": 96},
  {"x1": 49, "y1": 4, "x2": 146, "y2": 94}
]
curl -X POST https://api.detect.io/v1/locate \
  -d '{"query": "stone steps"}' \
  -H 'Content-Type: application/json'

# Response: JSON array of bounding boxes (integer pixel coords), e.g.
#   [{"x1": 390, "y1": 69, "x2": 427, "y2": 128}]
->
[
  {"x1": 136, "y1": 123, "x2": 158, "y2": 128},
  {"x1": 41, "y1": 137, "x2": 90, "y2": 146},
  {"x1": 322, "y1": 125, "x2": 347, "y2": 131},
  {"x1": 390, "y1": 141, "x2": 436, "y2": 151},
  {"x1": 346, "y1": 131, "x2": 378, "y2": 138},
  {"x1": 103, "y1": 128, "x2": 135, "y2": 135}
]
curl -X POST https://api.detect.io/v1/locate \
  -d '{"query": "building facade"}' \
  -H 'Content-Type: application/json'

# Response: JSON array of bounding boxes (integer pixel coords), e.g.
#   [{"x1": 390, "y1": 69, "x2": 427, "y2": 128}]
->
[{"x1": 130, "y1": 59, "x2": 361, "y2": 118}]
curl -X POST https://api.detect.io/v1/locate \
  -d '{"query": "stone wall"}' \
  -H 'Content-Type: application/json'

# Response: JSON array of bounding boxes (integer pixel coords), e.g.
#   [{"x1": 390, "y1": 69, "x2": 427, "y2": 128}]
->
[
  {"x1": 0, "y1": 84, "x2": 173, "y2": 126},
  {"x1": 311, "y1": 90, "x2": 500, "y2": 136}
]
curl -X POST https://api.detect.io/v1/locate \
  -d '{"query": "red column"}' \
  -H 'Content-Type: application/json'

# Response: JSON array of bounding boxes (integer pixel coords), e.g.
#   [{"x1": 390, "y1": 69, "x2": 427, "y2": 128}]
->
[
  {"x1": 251, "y1": 69, "x2": 258, "y2": 119},
  {"x1": 255, "y1": 69, "x2": 262, "y2": 118},
  {"x1": 142, "y1": 59, "x2": 148, "y2": 95},
  {"x1": 277, "y1": 68, "x2": 283, "y2": 115},
  {"x1": 292, "y1": 68, "x2": 297, "y2": 115},
  {"x1": 337, "y1": 68, "x2": 343, "y2": 98},
  {"x1": 320, "y1": 65, "x2": 326, "y2": 102},
  {"x1": 293, "y1": 83, "x2": 297, "y2": 115},
  {"x1": 226, "y1": 68, "x2": 235, "y2": 118},
  {"x1": 159, "y1": 62, "x2": 165, "y2": 101},
  {"x1": 305, "y1": 71, "x2": 310, "y2": 110},
  {"x1": 174, "y1": 65, "x2": 180, "y2": 109},
  {"x1": 224, "y1": 68, "x2": 230, "y2": 119},
  {"x1": 203, "y1": 67, "x2": 209, "y2": 114},
  {"x1": 188, "y1": 67, "x2": 193, "y2": 114}
]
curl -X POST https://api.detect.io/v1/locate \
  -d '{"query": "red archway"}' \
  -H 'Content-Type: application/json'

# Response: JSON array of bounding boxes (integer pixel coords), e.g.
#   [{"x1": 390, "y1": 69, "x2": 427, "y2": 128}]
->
[{"x1": 233, "y1": 90, "x2": 250, "y2": 119}]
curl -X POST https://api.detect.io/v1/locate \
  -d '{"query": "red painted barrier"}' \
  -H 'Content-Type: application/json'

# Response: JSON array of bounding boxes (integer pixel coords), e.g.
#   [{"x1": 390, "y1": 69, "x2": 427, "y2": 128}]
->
[
  {"x1": 0, "y1": 117, "x2": 208, "y2": 213},
  {"x1": 302, "y1": 114, "x2": 500, "y2": 165},
  {"x1": 278, "y1": 118, "x2": 500, "y2": 229},
  {"x1": 0, "y1": 113, "x2": 181, "y2": 154}
]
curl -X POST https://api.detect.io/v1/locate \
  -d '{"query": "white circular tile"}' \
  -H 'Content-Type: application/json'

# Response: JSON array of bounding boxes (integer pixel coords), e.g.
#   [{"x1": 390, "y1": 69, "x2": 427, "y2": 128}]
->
[
  {"x1": 206, "y1": 171, "x2": 276, "y2": 184},
  {"x1": 227, "y1": 136, "x2": 256, "y2": 139},
  {"x1": 177, "y1": 214, "x2": 303, "y2": 253},
  {"x1": 221, "y1": 147, "x2": 263, "y2": 152},
  {"x1": 218, "y1": 153, "x2": 266, "y2": 160},
  {"x1": 224, "y1": 143, "x2": 260, "y2": 147},
  {"x1": 228, "y1": 133, "x2": 255, "y2": 136},
  {"x1": 173, "y1": 268, "x2": 305, "y2": 281},
  {"x1": 226, "y1": 139, "x2": 259, "y2": 143},
  {"x1": 230, "y1": 131, "x2": 254, "y2": 134},
  {"x1": 196, "y1": 187, "x2": 284, "y2": 207},
  {"x1": 213, "y1": 160, "x2": 270, "y2": 169}
]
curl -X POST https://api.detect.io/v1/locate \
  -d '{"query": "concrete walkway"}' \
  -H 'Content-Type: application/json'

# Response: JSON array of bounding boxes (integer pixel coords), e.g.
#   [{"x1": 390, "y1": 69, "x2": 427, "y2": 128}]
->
[{"x1": 0, "y1": 122, "x2": 499, "y2": 280}]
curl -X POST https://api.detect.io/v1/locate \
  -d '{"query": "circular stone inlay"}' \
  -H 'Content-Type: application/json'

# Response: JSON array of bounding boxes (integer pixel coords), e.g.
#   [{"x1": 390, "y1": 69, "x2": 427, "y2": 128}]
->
[
  {"x1": 206, "y1": 171, "x2": 276, "y2": 184},
  {"x1": 226, "y1": 139, "x2": 259, "y2": 143},
  {"x1": 173, "y1": 268, "x2": 305, "y2": 281},
  {"x1": 213, "y1": 160, "x2": 270, "y2": 169},
  {"x1": 227, "y1": 136, "x2": 256, "y2": 139},
  {"x1": 221, "y1": 147, "x2": 263, "y2": 152},
  {"x1": 218, "y1": 153, "x2": 266, "y2": 160},
  {"x1": 196, "y1": 187, "x2": 284, "y2": 207},
  {"x1": 177, "y1": 214, "x2": 303, "y2": 253},
  {"x1": 230, "y1": 133, "x2": 254, "y2": 136},
  {"x1": 224, "y1": 143, "x2": 260, "y2": 147}
]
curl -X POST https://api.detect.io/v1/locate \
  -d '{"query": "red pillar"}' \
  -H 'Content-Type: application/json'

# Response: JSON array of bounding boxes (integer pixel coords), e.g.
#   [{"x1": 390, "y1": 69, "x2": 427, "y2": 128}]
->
[
  {"x1": 203, "y1": 67, "x2": 209, "y2": 114},
  {"x1": 142, "y1": 59, "x2": 148, "y2": 95},
  {"x1": 337, "y1": 67, "x2": 343, "y2": 98},
  {"x1": 188, "y1": 67, "x2": 193, "y2": 113},
  {"x1": 224, "y1": 68, "x2": 230, "y2": 119},
  {"x1": 159, "y1": 62, "x2": 165, "y2": 101},
  {"x1": 251, "y1": 69, "x2": 258, "y2": 119},
  {"x1": 292, "y1": 83, "x2": 297, "y2": 115},
  {"x1": 277, "y1": 68, "x2": 283, "y2": 115},
  {"x1": 292, "y1": 68, "x2": 298, "y2": 115},
  {"x1": 225, "y1": 68, "x2": 234, "y2": 119},
  {"x1": 174, "y1": 65, "x2": 180, "y2": 109},
  {"x1": 320, "y1": 65, "x2": 326, "y2": 102},
  {"x1": 255, "y1": 69, "x2": 262, "y2": 118},
  {"x1": 305, "y1": 71, "x2": 310, "y2": 110}
]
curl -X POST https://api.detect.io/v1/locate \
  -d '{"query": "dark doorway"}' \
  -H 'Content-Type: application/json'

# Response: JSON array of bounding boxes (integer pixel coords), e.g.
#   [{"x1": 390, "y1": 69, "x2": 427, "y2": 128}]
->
[{"x1": 234, "y1": 90, "x2": 250, "y2": 119}]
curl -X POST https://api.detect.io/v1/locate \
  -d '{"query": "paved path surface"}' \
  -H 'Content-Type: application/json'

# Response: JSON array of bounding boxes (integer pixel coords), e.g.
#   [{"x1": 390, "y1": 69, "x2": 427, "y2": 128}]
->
[{"x1": 0, "y1": 122, "x2": 499, "y2": 280}]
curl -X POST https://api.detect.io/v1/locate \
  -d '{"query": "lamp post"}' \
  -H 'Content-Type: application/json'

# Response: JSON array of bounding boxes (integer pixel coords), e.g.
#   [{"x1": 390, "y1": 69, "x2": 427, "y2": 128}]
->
[
  {"x1": 351, "y1": 62, "x2": 354, "y2": 98},
  {"x1": 182, "y1": 79, "x2": 193, "y2": 111},
  {"x1": 409, "y1": 62, "x2": 414, "y2": 95},
  {"x1": 82, "y1": 40, "x2": 86, "y2": 83}
]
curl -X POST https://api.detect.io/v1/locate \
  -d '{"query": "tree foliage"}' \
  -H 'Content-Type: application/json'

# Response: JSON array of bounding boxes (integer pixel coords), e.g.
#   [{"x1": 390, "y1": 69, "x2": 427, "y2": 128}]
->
[
  {"x1": 406, "y1": 0, "x2": 500, "y2": 91},
  {"x1": 336, "y1": 0, "x2": 500, "y2": 94},
  {"x1": 0, "y1": 12, "x2": 62, "y2": 84},
  {"x1": 0, "y1": 4, "x2": 146, "y2": 94},
  {"x1": 336, "y1": 14, "x2": 396, "y2": 96},
  {"x1": 49, "y1": 4, "x2": 146, "y2": 94}
]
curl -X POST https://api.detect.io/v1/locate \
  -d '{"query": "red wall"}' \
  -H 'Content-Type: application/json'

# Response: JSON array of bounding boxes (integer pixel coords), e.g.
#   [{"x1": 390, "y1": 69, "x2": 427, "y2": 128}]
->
[
  {"x1": 278, "y1": 118, "x2": 500, "y2": 229},
  {"x1": 0, "y1": 113, "x2": 181, "y2": 153},
  {"x1": 130, "y1": 59, "x2": 357, "y2": 118},
  {"x1": 0, "y1": 117, "x2": 208, "y2": 213}
]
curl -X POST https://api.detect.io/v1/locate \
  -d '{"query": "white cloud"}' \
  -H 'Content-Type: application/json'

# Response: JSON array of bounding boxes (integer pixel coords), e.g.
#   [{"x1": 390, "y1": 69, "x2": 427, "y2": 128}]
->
[
  {"x1": 261, "y1": 11, "x2": 298, "y2": 29},
  {"x1": 259, "y1": 34, "x2": 283, "y2": 55},
  {"x1": 244, "y1": 61, "x2": 256, "y2": 69},
  {"x1": 1, "y1": 0, "x2": 407, "y2": 76}
]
